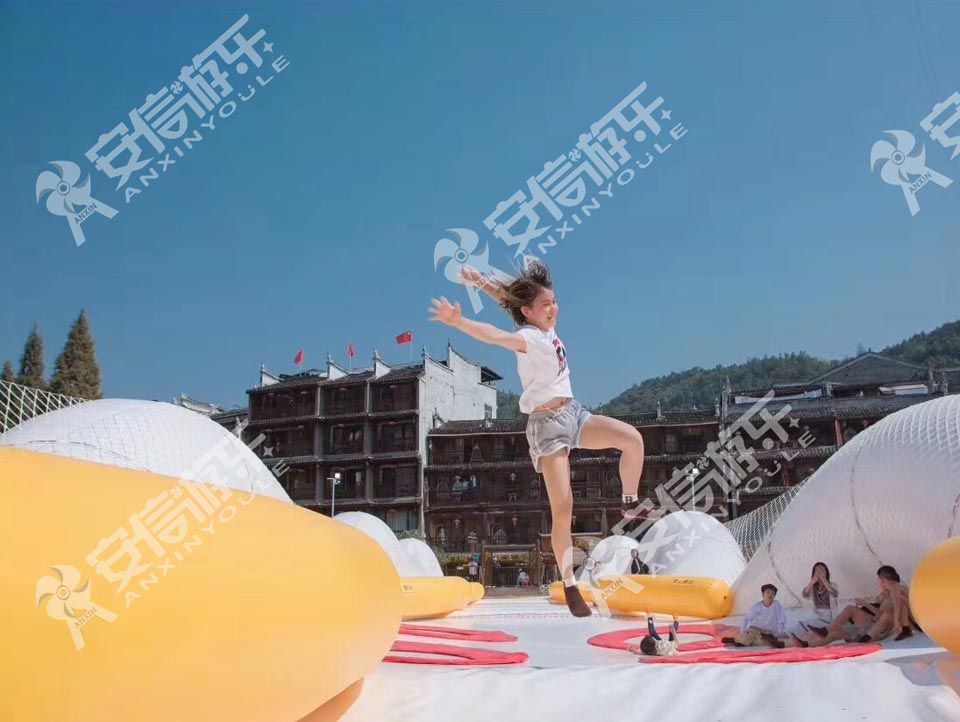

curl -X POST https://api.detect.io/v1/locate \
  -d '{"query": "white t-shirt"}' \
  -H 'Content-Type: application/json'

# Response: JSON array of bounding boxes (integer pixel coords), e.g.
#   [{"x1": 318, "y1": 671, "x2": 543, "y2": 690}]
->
[
  {"x1": 515, "y1": 325, "x2": 573, "y2": 414},
  {"x1": 741, "y1": 600, "x2": 787, "y2": 635}
]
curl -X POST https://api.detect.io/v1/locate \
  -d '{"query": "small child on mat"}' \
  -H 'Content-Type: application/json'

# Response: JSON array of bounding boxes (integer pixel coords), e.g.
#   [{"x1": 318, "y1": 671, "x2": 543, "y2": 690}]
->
[{"x1": 628, "y1": 615, "x2": 681, "y2": 657}]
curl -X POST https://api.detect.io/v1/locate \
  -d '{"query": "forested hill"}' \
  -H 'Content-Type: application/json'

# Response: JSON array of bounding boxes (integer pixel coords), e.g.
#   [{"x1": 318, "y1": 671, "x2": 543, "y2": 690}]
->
[{"x1": 495, "y1": 318, "x2": 960, "y2": 419}]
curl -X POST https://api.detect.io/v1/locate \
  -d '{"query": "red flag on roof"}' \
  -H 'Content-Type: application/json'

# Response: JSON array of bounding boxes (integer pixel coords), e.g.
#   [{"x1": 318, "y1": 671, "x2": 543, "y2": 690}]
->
[
  {"x1": 396, "y1": 331, "x2": 413, "y2": 345},
  {"x1": 347, "y1": 342, "x2": 355, "y2": 358},
  {"x1": 294, "y1": 348, "x2": 304, "y2": 366}
]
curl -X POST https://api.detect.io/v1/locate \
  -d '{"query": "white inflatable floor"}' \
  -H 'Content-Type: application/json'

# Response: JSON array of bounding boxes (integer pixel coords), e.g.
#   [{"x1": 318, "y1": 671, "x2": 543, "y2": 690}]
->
[{"x1": 341, "y1": 597, "x2": 960, "y2": 722}]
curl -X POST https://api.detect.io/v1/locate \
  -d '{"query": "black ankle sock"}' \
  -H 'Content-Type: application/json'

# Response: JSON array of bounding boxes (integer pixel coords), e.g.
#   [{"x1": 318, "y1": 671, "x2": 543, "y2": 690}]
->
[{"x1": 563, "y1": 584, "x2": 592, "y2": 617}]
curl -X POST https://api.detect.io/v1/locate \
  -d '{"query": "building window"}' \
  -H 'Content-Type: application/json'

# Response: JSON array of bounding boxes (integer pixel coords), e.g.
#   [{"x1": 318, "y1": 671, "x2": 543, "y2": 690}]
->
[
  {"x1": 664, "y1": 433, "x2": 678, "y2": 453},
  {"x1": 484, "y1": 404, "x2": 493, "y2": 420}
]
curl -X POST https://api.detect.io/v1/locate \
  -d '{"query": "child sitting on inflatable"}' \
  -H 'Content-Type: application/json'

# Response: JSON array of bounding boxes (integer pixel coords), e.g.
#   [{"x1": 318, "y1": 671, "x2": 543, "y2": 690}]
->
[
  {"x1": 723, "y1": 584, "x2": 788, "y2": 648},
  {"x1": 628, "y1": 615, "x2": 681, "y2": 657}
]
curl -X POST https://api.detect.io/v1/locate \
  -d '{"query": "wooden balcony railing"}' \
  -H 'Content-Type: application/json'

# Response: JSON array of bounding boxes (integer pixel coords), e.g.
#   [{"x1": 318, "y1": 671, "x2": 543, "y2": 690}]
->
[
  {"x1": 373, "y1": 481, "x2": 419, "y2": 499},
  {"x1": 250, "y1": 404, "x2": 315, "y2": 421},
  {"x1": 426, "y1": 531, "x2": 540, "y2": 551},
  {"x1": 327, "y1": 400, "x2": 366, "y2": 415},
  {"x1": 373, "y1": 397, "x2": 417, "y2": 413},
  {"x1": 258, "y1": 444, "x2": 314, "y2": 459},
  {"x1": 374, "y1": 439, "x2": 417, "y2": 454},
  {"x1": 431, "y1": 451, "x2": 466, "y2": 465},
  {"x1": 328, "y1": 440, "x2": 364, "y2": 455}
]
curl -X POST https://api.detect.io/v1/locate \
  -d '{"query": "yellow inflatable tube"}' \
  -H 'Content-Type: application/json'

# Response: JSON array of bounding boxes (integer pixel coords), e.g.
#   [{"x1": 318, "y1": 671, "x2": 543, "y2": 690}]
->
[
  {"x1": 550, "y1": 575, "x2": 732, "y2": 619},
  {"x1": 912, "y1": 536, "x2": 960, "y2": 655},
  {"x1": 0, "y1": 447, "x2": 401, "y2": 722},
  {"x1": 400, "y1": 576, "x2": 483, "y2": 619}
]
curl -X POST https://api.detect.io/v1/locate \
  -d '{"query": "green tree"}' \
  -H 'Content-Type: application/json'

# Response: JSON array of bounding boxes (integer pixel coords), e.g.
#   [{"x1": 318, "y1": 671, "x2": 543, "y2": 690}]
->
[
  {"x1": 1, "y1": 361, "x2": 13, "y2": 383},
  {"x1": 50, "y1": 310, "x2": 102, "y2": 399},
  {"x1": 16, "y1": 323, "x2": 47, "y2": 390}
]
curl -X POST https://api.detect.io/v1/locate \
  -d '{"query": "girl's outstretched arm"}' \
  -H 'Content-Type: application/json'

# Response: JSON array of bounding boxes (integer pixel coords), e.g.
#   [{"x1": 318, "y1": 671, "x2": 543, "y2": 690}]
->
[
  {"x1": 460, "y1": 266, "x2": 509, "y2": 304},
  {"x1": 429, "y1": 297, "x2": 527, "y2": 353}
]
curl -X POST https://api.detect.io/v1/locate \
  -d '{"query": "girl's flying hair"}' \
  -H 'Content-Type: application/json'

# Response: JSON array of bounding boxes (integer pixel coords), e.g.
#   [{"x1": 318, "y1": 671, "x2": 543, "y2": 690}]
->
[{"x1": 498, "y1": 259, "x2": 553, "y2": 327}]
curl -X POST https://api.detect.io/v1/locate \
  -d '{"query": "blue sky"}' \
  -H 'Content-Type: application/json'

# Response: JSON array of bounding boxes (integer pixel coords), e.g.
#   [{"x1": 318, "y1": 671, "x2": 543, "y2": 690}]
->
[{"x1": 2, "y1": 0, "x2": 958, "y2": 409}]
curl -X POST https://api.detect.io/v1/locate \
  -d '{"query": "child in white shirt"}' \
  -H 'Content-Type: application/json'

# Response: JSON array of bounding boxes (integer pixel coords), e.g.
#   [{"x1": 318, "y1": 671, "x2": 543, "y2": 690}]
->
[{"x1": 722, "y1": 584, "x2": 788, "y2": 648}]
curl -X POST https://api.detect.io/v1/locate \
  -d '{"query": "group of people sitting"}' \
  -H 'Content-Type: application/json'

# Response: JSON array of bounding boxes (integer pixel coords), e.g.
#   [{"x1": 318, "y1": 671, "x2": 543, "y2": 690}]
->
[
  {"x1": 724, "y1": 563, "x2": 916, "y2": 649},
  {"x1": 628, "y1": 562, "x2": 917, "y2": 658}
]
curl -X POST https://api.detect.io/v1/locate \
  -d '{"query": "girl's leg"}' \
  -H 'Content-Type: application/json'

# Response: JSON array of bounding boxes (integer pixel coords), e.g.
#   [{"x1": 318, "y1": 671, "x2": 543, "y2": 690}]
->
[
  {"x1": 864, "y1": 611, "x2": 894, "y2": 641},
  {"x1": 541, "y1": 450, "x2": 590, "y2": 617},
  {"x1": 541, "y1": 450, "x2": 575, "y2": 581},
  {"x1": 578, "y1": 415, "x2": 645, "y2": 502}
]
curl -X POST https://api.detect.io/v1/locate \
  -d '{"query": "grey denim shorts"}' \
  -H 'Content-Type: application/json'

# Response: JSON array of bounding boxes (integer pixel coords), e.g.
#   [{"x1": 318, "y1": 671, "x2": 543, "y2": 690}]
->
[{"x1": 526, "y1": 398, "x2": 592, "y2": 473}]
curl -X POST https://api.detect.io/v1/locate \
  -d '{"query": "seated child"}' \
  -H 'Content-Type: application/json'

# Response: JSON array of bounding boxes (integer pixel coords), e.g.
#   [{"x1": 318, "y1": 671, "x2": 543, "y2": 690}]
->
[
  {"x1": 799, "y1": 565, "x2": 914, "y2": 647},
  {"x1": 722, "y1": 584, "x2": 787, "y2": 649},
  {"x1": 628, "y1": 615, "x2": 681, "y2": 657}
]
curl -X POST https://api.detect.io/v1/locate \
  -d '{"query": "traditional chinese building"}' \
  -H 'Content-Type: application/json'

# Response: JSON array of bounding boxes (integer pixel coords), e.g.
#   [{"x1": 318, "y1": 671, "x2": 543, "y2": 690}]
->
[
  {"x1": 424, "y1": 407, "x2": 722, "y2": 585},
  {"x1": 722, "y1": 352, "x2": 954, "y2": 514},
  {"x1": 233, "y1": 346, "x2": 500, "y2": 533}
]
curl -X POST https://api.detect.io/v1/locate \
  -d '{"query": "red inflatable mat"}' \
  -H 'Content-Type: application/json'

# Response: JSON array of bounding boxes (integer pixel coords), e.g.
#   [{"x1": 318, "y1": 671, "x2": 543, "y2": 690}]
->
[
  {"x1": 638, "y1": 643, "x2": 882, "y2": 664},
  {"x1": 384, "y1": 640, "x2": 528, "y2": 666},
  {"x1": 588, "y1": 623, "x2": 741, "y2": 653},
  {"x1": 398, "y1": 624, "x2": 517, "y2": 643}
]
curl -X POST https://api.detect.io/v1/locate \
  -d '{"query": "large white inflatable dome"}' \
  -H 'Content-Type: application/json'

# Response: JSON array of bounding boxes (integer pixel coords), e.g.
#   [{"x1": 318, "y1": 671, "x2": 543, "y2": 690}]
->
[
  {"x1": 336, "y1": 512, "x2": 442, "y2": 577},
  {"x1": 335, "y1": 512, "x2": 407, "y2": 571},
  {"x1": 732, "y1": 394, "x2": 960, "y2": 613},
  {"x1": 576, "y1": 534, "x2": 640, "y2": 581},
  {"x1": 398, "y1": 538, "x2": 444, "y2": 577},
  {"x1": 0, "y1": 399, "x2": 290, "y2": 503},
  {"x1": 645, "y1": 511, "x2": 746, "y2": 586}
]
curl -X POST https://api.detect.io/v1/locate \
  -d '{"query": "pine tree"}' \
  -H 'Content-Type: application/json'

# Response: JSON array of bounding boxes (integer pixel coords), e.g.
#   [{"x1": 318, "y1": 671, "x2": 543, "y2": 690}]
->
[
  {"x1": 1, "y1": 362, "x2": 13, "y2": 383},
  {"x1": 50, "y1": 310, "x2": 102, "y2": 399},
  {"x1": 16, "y1": 323, "x2": 47, "y2": 390}
]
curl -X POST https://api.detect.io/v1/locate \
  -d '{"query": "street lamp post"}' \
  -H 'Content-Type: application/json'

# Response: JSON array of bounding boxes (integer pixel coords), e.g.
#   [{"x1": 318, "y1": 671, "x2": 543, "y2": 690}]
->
[
  {"x1": 328, "y1": 472, "x2": 342, "y2": 518},
  {"x1": 687, "y1": 467, "x2": 700, "y2": 512}
]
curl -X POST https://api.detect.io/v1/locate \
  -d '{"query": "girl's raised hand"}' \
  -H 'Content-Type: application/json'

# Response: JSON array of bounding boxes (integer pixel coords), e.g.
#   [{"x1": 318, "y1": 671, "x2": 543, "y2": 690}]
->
[
  {"x1": 429, "y1": 297, "x2": 462, "y2": 327},
  {"x1": 458, "y1": 266, "x2": 484, "y2": 287}
]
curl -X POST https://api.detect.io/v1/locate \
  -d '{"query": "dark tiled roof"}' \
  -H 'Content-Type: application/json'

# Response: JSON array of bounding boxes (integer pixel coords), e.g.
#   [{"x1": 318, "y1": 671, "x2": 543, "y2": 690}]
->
[
  {"x1": 732, "y1": 383, "x2": 821, "y2": 398},
  {"x1": 246, "y1": 414, "x2": 317, "y2": 428},
  {"x1": 322, "y1": 452, "x2": 370, "y2": 464},
  {"x1": 263, "y1": 455, "x2": 320, "y2": 466},
  {"x1": 613, "y1": 410, "x2": 719, "y2": 426},
  {"x1": 322, "y1": 410, "x2": 369, "y2": 421},
  {"x1": 424, "y1": 451, "x2": 706, "y2": 472},
  {"x1": 370, "y1": 451, "x2": 420, "y2": 462},
  {"x1": 430, "y1": 410, "x2": 718, "y2": 437},
  {"x1": 210, "y1": 409, "x2": 247, "y2": 422},
  {"x1": 432, "y1": 419, "x2": 527, "y2": 435},
  {"x1": 368, "y1": 409, "x2": 419, "y2": 419},
  {"x1": 751, "y1": 445, "x2": 837, "y2": 462},
  {"x1": 371, "y1": 365, "x2": 424, "y2": 384},
  {"x1": 246, "y1": 376, "x2": 326, "y2": 394},
  {"x1": 807, "y1": 353, "x2": 929, "y2": 386},
  {"x1": 321, "y1": 371, "x2": 375, "y2": 387},
  {"x1": 724, "y1": 393, "x2": 939, "y2": 423}
]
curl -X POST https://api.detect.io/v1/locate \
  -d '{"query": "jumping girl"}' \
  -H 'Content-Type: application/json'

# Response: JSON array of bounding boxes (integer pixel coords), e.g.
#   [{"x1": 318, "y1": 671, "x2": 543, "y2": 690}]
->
[{"x1": 428, "y1": 261, "x2": 645, "y2": 617}]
